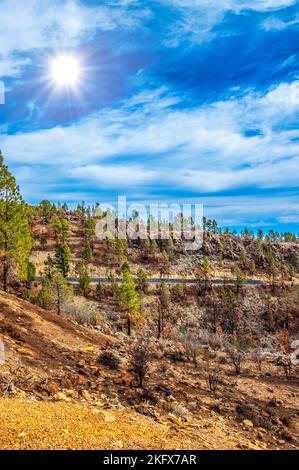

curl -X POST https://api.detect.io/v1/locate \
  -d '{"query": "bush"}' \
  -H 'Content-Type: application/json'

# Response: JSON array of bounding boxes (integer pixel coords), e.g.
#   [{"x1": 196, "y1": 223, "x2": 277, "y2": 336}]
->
[
  {"x1": 0, "y1": 320, "x2": 25, "y2": 342},
  {"x1": 140, "y1": 388, "x2": 159, "y2": 404},
  {"x1": 197, "y1": 329, "x2": 223, "y2": 350},
  {"x1": 129, "y1": 334, "x2": 152, "y2": 388},
  {"x1": 225, "y1": 339, "x2": 247, "y2": 375},
  {"x1": 205, "y1": 369, "x2": 220, "y2": 392},
  {"x1": 179, "y1": 332, "x2": 200, "y2": 363},
  {"x1": 164, "y1": 403, "x2": 189, "y2": 420},
  {"x1": 97, "y1": 351, "x2": 121, "y2": 370},
  {"x1": 66, "y1": 300, "x2": 100, "y2": 326}
]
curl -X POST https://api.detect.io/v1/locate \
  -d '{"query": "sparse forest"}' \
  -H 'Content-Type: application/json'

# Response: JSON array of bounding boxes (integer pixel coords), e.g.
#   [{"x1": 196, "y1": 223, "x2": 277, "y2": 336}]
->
[{"x1": 0, "y1": 152, "x2": 298, "y2": 450}]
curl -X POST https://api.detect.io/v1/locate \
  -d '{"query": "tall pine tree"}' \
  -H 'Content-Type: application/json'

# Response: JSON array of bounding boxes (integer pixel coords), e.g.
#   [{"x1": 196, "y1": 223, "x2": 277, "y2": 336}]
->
[
  {"x1": 117, "y1": 265, "x2": 140, "y2": 336},
  {"x1": 0, "y1": 152, "x2": 33, "y2": 291}
]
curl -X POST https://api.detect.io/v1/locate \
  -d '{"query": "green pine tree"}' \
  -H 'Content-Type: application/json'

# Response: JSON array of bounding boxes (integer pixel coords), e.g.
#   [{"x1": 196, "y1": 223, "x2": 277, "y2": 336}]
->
[
  {"x1": 96, "y1": 281, "x2": 105, "y2": 300},
  {"x1": 117, "y1": 269, "x2": 140, "y2": 336},
  {"x1": 75, "y1": 260, "x2": 91, "y2": 296},
  {"x1": 55, "y1": 245, "x2": 71, "y2": 278},
  {"x1": 0, "y1": 152, "x2": 33, "y2": 291},
  {"x1": 26, "y1": 260, "x2": 36, "y2": 289},
  {"x1": 39, "y1": 270, "x2": 72, "y2": 315}
]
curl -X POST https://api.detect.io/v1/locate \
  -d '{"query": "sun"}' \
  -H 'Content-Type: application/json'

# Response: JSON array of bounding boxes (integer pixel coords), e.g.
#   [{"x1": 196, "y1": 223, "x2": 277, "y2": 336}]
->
[{"x1": 50, "y1": 55, "x2": 81, "y2": 87}]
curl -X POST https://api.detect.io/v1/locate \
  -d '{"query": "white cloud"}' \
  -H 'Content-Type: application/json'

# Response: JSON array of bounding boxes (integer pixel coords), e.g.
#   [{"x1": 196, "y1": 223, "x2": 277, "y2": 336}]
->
[
  {"x1": 0, "y1": 0, "x2": 150, "y2": 77},
  {"x1": 0, "y1": 81, "x2": 4, "y2": 104},
  {"x1": 279, "y1": 214, "x2": 299, "y2": 223},
  {"x1": 70, "y1": 164, "x2": 155, "y2": 188},
  {"x1": 160, "y1": 0, "x2": 296, "y2": 13},
  {"x1": 2, "y1": 81, "x2": 299, "y2": 201},
  {"x1": 159, "y1": 0, "x2": 297, "y2": 44},
  {"x1": 262, "y1": 14, "x2": 299, "y2": 30},
  {"x1": 0, "y1": 0, "x2": 296, "y2": 77}
]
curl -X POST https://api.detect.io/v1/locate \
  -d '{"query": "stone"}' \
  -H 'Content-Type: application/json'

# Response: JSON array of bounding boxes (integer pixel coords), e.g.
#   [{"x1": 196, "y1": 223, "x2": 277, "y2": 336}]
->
[
  {"x1": 55, "y1": 392, "x2": 71, "y2": 402},
  {"x1": 76, "y1": 360, "x2": 86, "y2": 368},
  {"x1": 100, "y1": 411, "x2": 116, "y2": 423},
  {"x1": 81, "y1": 389, "x2": 91, "y2": 401},
  {"x1": 17, "y1": 347, "x2": 35, "y2": 357},
  {"x1": 243, "y1": 419, "x2": 254, "y2": 429},
  {"x1": 166, "y1": 395, "x2": 176, "y2": 402},
  {"x1": 7, "y1": 383, "x2": 15, "y2": 393},
  {"x1": 47, "y1": 381, "x2": 58, "y2": 395},
  {"x1": 63, "y1": 388, "x2": 78, "y2": 398}
]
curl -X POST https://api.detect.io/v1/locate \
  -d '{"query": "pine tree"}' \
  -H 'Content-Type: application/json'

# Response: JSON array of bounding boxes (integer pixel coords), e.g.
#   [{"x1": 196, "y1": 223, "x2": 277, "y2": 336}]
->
[
  {"x1": 39, "y1": 270, "x2": 72, "y2": 315},
  {"x1": 150, "y1": 239, "x2": 158, "y2": 260},
  {"x1": 26, "y1": 260, "x2": 36, "y2": 289},
  {"x1": 75, "y1": 260, "x2": 91, "y2": 296},
  {"x1": 40, "y1": 234, "x2": 47, "y2": 250},
  {"x1": 44, "y1": 254, "x2": 55, "y2": 279},
  {"x1": 116, "y1": 238, "x2": 126, "y2": 266},
  {"x1": 52, "y1": 216, "x2": 70, "y2": 245},
  {"x1": 200, "y1": 256, "x2": 211, "y2": 289},
  {"x1": 162, "y1": 249, "x2": 169, "y2": 271},
  {"x1": 234, "y1": 264, "x2": 246, "y2": 293},
  {"x1": 158, "y1": 282, "x2": 171, "y2": 338},
  {"x1": 82, "y1": 244, "x2": 94, "y2": 263},
  {"x1": 0, "y1": 152, "x2": 33, "y2": 291},
  {"x1": 55, "y1": 245, "x2": 71, "y2": 278},
  {"x1": 96, "y1": 281, "x2": 105, "y2": 300},
  {"x1": 117, "y1": 269, "x2": 140, "y2": 336},
  {"x1": 39, "y1": 200, "x2": 56, "y2": 219},
  {"x1": 136, "y1": 268, "x2": 148, "y2": 292}
]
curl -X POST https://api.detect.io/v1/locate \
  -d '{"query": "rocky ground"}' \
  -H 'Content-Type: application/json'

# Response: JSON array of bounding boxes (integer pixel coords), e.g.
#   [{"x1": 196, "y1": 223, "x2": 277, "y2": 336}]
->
[{"x1": 0, "y1": 291, "x2": 298, "y2": 450}]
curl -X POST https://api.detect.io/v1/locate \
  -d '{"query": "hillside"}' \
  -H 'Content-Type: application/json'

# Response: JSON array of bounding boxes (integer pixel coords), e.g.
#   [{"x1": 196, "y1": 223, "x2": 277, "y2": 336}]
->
[
  {"x1": 0, "y1": 290, "x2": 298, "y2": 450},
  {"x1": 1, "y1": 201, "x2": 299, "y2": 451},
  {"x1": 30, "y1": 213, "x2": 299, "y2": 281}
]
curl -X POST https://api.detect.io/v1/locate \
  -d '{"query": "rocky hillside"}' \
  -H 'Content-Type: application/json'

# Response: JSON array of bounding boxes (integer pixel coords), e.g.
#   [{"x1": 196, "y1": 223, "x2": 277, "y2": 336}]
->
[
  {"x1": 30, "y1": 213, "x2": 299, "y2": 280},
  {"x1": 0, "y1": 291, "x2": 298, "y2": 450}
]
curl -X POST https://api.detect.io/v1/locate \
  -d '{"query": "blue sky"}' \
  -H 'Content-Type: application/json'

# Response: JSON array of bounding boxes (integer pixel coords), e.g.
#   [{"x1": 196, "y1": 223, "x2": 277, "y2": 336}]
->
[{"x1": 0, "y1": 0, "x2": 299, "y2": 231}]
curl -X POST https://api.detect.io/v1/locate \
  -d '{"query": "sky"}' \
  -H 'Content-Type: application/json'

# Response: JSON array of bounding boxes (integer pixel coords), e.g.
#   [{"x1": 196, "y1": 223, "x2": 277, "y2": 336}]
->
[{"x1": 0, "y1": 0, "x2": 299, "y2": 232}]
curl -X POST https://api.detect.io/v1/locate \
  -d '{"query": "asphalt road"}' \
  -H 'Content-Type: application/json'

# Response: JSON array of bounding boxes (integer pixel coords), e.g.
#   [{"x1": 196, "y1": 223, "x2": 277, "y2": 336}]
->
[{"x1": 37, "y1": 276, "x2": 264, "y2": 286}]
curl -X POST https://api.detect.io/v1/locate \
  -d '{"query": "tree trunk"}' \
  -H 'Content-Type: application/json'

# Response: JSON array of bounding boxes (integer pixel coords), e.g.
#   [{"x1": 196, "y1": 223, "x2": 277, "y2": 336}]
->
[
  {"x1": 127, "y1": 316, "x2": 131, "y2": 336},
  {"x1": 157, "y1": 310, "x2": 161, "y2": 338},
  {"x1": 2, "y1": 258, "x2": 8, "y2": 292}
]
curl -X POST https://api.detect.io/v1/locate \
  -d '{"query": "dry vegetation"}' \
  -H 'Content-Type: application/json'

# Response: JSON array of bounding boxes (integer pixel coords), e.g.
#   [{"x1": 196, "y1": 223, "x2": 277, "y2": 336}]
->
[{"x1": 1, "y1": 207, "x2": 299, "y2": 450}]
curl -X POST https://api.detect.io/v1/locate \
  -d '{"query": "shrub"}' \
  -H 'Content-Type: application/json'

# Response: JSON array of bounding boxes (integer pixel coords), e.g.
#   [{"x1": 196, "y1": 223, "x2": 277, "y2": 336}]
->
[
  {"x1": 225, "y1": 339, "x2": 248, "y2": 375},
  {"x1": 140, "y1": 388, "x2": 159, "y2": 404},
  {"x1": 179, "y1": 332, "x2": 200, "y2": 364},
  {"x1": 197, "y1": 329, "x2": 223, "y2": 350},
  {"x1": 205, "y1": 369, "x2": 220, "y2": 392},
  {"x1": 164, "y1": 403, "x2": 189, "y2": 420},
  {"x1": 0, "y1": 321, "x2": 25, "y2": 342},
  {"x1": 97, "y1": 351, "x2": 121, "y2": 370},
  {"x1": 66, "y1": 300, "x2": 100, "y2": 326},
  {"x1": 129, "y1": 334, "x2": 151, "y2": 388}
]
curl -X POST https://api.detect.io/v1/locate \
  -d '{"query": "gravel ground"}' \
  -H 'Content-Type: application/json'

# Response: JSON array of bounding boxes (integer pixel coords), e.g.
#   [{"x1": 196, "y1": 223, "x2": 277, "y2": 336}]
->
[{"x1": 0, "y1": 398, "x2": 201, "y2": 450}]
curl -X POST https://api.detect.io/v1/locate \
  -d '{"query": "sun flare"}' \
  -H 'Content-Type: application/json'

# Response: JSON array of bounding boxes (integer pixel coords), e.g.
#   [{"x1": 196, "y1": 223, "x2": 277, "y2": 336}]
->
[{"x1": 50, "y1": 55, "x2": 81, "y2": 87}]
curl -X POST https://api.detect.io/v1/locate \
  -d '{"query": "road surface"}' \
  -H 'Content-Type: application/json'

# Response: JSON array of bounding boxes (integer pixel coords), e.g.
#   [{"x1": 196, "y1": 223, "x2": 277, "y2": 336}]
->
[{"x1": 36, "y1": 276, "x2": 264, "y2": 286}]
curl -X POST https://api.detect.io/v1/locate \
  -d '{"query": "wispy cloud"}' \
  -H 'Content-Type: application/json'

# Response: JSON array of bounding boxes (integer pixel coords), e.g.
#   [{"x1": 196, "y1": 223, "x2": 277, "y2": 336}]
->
[
  {"x1": 262, "y1": 13, "x2": 299, "y2": 29},
  {"x1": 159, "y1": 0, "x2": 297, "y2": 44},
  {"x1": 2, "y1": 81, "x2": 299, "y2": 201},
  {"x1": 0, "y1": 0, "x2": 150, "y2": 78},
  {"x1": 1, "y1": 1, "x2": 298, "y2": 229}
]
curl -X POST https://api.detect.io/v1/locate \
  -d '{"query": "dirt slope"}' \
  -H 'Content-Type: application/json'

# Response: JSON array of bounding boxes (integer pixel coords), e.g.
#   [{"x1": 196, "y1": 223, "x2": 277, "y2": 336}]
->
[
  {"x1": 0, "y1": 291, "x2": 109, "y2": 387},
  {"x1": 0, "y1": 291, "x2": 298, "y2": 451}
]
